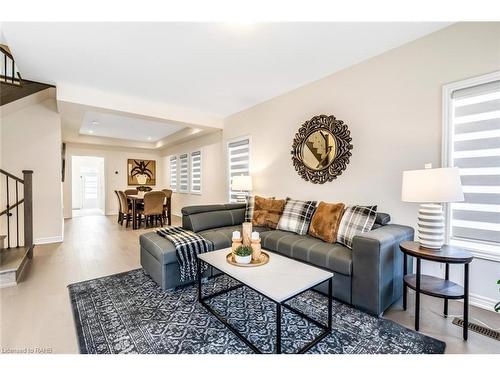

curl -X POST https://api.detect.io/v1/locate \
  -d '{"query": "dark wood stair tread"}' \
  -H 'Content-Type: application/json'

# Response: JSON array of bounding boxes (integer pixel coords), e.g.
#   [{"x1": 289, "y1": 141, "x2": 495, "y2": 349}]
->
[{"x1": 404, "y1": 274, "x2": 464, "y2": 299}]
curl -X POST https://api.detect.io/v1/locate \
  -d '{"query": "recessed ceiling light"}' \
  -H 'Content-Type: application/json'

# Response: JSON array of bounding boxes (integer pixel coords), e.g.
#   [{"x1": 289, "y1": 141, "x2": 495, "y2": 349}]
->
[
  {"x1": 88, "y1": 130, "x2": 94, "y2": 134},
  {"x1": 147, "y1": 136, "x2": 152, "y2": 141},
  {"x1": 91, "y1": 121, "x2": 99, "y2": 126}
]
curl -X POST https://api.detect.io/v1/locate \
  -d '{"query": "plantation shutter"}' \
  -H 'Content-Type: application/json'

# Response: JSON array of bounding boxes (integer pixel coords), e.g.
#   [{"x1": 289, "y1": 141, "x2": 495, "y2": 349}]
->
[
  {"x1": 191, "y1": 150, "x2": 202, "y2": 193},
  {"x1": 179, "y1": 153, "x2": 189, "y2": 193},
  {"x1": 169, "y1": 156, "x2": 177, "y2": 192},
  {"x1": 449, "y1": 80, "x2": 500, "y2": 246},
  {"x1": 228, "y1": 138, "x2": 250, "y2": 202}
]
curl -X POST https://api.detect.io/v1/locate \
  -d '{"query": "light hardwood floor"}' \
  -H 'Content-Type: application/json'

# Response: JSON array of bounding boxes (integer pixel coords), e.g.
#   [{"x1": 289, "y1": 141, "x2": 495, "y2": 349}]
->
[{"x1": 1, "y1": 214, "x2": 499, "y2": 354}]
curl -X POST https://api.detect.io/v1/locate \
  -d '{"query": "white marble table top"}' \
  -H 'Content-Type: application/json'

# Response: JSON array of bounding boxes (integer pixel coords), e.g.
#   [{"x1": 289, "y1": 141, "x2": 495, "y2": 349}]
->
[{"x1": 198, "y1": 248, "x2": 333, "y2": 303}]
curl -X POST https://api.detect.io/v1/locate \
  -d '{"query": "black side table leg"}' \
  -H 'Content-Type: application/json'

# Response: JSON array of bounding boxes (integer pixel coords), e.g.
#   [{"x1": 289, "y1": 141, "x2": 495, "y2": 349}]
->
[
  {"x1": 403, "y1": 253, "x2": 408, "y2": 311},
  {"x1": 276, "y1": 303, "x2": 282, "y2": 354},
  {"x1": 415, "y1": 258, "x2": 421, "y2": 331},
  {"x1": 444, "y1": 263, "x2": 449, "y2": 316},
  {"x1": 464, "y1": 263, "x2": 469, "y2": 340}
]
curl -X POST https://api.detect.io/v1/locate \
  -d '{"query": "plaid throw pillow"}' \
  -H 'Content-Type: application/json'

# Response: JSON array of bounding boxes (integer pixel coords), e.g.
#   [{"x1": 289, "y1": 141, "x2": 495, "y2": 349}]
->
[
  {"x1": 277, "y1": 198, "x2": 317, "y2": 235},
  {"x1": 337, "y1": 205, "x2": 377, "y2": 249}
]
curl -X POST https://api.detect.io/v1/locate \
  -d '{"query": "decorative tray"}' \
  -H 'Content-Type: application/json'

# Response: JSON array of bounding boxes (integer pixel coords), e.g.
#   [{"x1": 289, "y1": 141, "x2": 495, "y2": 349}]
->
[{"x1": 226, "y1": 251, "x2": 270, "y2": 267}]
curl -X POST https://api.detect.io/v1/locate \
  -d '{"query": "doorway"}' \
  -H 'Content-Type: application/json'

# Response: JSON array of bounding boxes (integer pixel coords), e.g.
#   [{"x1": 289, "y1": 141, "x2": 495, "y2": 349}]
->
[{"x1": 72, "y1": 156, "x2": 105, "y2": 217}]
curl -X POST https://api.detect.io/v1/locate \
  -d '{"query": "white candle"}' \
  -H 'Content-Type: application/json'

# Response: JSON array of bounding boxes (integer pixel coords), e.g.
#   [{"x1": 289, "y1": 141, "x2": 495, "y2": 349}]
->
[
  {"x1": 232, "y1": 231, "x2": 241, "y2": 240},
  {"x1": 251, "y1": 231, "x2": 260, "y2": 240}
]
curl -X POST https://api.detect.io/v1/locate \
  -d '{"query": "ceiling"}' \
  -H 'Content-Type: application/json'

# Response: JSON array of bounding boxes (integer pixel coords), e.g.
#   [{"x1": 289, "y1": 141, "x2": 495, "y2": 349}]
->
[
  {"x1": 80, "y1": 111, "x2": 184, "y2": 142},
  {"x1": 2, "y1": 22, "x2": 451, "y2": 119}
]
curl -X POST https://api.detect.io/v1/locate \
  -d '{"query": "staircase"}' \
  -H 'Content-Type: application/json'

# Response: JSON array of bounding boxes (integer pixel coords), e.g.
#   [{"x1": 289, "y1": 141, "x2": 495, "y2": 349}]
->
[
  {"x1": 0, "y1": 44, "x2": 53, "y2": 106},
  {"x1": 0, "y1": 169, "x2": 34, "y2": 287}
]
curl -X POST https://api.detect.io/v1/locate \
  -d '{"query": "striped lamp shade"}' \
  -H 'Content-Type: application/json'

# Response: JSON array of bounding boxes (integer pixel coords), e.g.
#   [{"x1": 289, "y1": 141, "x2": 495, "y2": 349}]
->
[{"x1": 402, "y1": 166, "x2": 464, "y2": 249}]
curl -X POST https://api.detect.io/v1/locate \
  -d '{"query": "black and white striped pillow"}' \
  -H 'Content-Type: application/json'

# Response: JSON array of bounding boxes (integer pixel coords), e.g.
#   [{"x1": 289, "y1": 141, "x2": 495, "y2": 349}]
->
[
  {"x1": 337, "y1": 205, "x2": 377, "y2": 249},
  {"x1": 277, "y1": 198, "x2": 317, "y2": 235}
]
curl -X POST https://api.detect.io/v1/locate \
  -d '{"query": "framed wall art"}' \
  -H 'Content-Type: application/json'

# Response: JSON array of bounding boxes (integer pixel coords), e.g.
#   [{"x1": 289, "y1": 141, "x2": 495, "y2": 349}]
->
[{"x1": 127, "y1": 159, "x2": 156, "y2": 186}]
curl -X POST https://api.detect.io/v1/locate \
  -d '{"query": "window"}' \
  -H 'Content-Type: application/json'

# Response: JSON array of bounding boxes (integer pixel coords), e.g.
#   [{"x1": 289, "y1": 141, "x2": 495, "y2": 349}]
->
[
  {"x1": 179, "y1": 153, "x2": 189, "y2": 193},
  {"x1": 443, "y1": 72, "x2": 500, "y2": 260},
  {"x1": 169, "y1": 156, "x2": 177, "y2": 192},
  {"x1": 227, "y1": 137, "x2": 250, "y2": 202},
  {"x1": 191, "y1": 150, "x2": 202, "y2": 193}
]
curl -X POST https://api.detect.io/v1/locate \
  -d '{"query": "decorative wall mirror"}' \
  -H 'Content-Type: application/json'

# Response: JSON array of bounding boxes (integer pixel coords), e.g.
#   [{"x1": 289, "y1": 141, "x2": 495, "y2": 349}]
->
[{"x1": 291, "y1": 114, "x2": 353, "y2": 184}]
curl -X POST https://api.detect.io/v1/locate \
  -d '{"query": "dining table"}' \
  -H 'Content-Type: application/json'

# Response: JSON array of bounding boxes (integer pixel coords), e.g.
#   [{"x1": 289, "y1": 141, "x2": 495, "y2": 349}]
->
[{"x1": 127, "y1": 192, "x2": 172, "y2": 230}]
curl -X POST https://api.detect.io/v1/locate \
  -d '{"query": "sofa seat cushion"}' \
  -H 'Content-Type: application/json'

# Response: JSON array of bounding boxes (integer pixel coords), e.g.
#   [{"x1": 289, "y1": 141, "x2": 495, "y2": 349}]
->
[
  {"x1": 259, "y1": 230, "x2": 352, "y2": 276},
  {"x1": 199, "y1": 225, "x2": 271, "y2": 250}
]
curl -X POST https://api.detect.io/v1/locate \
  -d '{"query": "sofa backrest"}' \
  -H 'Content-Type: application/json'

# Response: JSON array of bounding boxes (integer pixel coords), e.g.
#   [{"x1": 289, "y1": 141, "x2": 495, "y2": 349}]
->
[
  {"x1": 182, "y1": 203, "x2": 246, "y2": 232},
  {"x1": 182, "y1": 203, "x2": 391, "y2": 233},
  {"x1": 373, "y1": 212, "x2": 391, "y2": 229}
]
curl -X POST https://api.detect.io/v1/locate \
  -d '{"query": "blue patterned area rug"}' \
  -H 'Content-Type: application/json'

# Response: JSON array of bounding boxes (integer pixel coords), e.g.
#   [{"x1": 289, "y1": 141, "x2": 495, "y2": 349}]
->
[{"x1": 68, "y1": 269, "x2": 445, "y2": 354}]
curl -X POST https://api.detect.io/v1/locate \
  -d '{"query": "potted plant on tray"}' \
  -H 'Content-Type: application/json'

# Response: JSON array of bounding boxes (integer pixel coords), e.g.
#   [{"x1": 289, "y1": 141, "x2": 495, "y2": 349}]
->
[{"x1": 234, "y1": 245, "x2": 253, "y2": 264}]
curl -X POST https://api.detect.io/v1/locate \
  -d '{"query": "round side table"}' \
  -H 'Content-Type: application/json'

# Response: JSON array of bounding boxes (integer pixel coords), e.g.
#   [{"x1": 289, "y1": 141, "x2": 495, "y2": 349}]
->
[{"x1": 399, "y1": 241, "x2": 473, "y2": 340}]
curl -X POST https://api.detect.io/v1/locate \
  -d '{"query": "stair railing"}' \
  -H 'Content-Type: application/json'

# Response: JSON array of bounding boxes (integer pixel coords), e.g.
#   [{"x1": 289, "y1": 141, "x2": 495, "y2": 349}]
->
[
  {"x1": 0, "y1": 46, "x2": 22, "y2": 86},
  {"x1": 0, "y1": 169, "x2": 33, "y2": 252}
]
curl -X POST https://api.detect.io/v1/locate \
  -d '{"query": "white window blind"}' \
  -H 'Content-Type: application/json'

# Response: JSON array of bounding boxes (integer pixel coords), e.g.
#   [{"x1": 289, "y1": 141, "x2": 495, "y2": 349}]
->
[
  {"x1": 447, "y1": 79, "x2": 500, "y2": 250},
  {"x1": 179, "y1": 153, "x2": 189, "y2": 193},
  {"x1": 228, "y1": 138, "x2": 250, "y2": 202},
  {"x1": 191, "y1": 150, "x2": 202, "y2": 193},
  {"x1": 169, "y1": 156, "x2": 177, "y2": 192}
]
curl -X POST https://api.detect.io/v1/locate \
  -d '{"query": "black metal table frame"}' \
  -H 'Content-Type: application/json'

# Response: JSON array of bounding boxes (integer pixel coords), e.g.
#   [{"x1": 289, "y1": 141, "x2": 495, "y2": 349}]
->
[{"x1": 197, "y1": 258, "x2": 333, "y2": 354}]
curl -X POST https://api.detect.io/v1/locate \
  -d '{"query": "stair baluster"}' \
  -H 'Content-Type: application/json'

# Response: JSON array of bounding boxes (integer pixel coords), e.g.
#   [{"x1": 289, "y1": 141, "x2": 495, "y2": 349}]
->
[{"x1": 6, "y1": 174, "x2": 10, "y2": 248}]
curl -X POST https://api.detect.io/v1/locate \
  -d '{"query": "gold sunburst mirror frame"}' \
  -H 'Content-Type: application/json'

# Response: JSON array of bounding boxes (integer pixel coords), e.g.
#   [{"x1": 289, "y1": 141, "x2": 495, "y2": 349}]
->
[{"x1": 291, "y1": 115, "x2": 353, "y2": 184}]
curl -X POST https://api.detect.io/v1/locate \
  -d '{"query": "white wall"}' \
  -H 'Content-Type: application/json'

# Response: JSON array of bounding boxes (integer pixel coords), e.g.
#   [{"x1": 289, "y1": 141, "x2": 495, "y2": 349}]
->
[
  {"x1": 161, "y1": 131, "x2": 226, "y2": 216},
  {"x1": 63, "y1": 143, "x2": 163, "y2": 218},
  {"x1": 223, "y1": 23, "x2": 500, "y2": 309},
  {"x1": 1, "y1": 94, "x2": 63, "y2": 244}
]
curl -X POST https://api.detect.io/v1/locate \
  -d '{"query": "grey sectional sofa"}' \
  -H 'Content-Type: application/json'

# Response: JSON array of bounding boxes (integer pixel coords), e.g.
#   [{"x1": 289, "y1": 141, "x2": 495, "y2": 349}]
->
[{"x1": 140, "y1": 203, "x2": 414, "y2": 316}]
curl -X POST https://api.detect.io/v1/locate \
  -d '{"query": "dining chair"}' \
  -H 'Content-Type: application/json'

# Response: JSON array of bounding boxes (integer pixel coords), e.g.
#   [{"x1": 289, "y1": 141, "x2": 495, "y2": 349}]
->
[
  {"x1": 124, "y1": 189, "x2": 139, "y2": 195},
  {"x1": 162, "y1": 189, "x2": 172, "y2": 226},
  {"x1": 114, "y1": 190, "x2": 122, "y2": 223},
  {"x1": 137, "y1": 191, "x2": 166, "y2": 228},
  {"x1": 118, "y1": 191, "x2": 134, "y2": 227}
]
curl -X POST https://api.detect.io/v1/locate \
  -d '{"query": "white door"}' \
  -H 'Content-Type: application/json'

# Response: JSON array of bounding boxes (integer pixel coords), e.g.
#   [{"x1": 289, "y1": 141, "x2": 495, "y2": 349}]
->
[{"x1": 81, "y1": 173, "x2": 99, "y2": 209}]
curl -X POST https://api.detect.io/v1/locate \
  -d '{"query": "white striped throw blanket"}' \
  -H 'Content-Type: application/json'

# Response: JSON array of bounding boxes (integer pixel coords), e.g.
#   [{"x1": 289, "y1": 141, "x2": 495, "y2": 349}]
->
[{"x1": 156, "y1": 227, "x2": 213, "y2": 282}]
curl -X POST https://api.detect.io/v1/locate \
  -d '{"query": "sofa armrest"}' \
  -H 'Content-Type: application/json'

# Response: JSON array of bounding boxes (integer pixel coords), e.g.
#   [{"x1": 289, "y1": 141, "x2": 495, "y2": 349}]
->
[
  {"x1": 182, "y1": 204, "x2": 246, "y2": 232},
  {"x1": 351, "y1": 224, "x2": 414, "y2": 316}
]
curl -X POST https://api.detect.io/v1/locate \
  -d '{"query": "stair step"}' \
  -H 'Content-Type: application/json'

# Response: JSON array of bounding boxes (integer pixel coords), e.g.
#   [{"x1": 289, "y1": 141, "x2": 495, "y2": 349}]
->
[{"x1": 0, "y1": 245, "x2": 32, "y2": 288}]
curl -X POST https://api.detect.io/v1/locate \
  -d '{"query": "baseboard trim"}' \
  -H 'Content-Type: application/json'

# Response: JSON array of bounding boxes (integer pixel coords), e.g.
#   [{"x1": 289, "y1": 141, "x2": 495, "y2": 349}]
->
[
  {"x1": 34, "y1": 236, "x2": 63, "y2": 245},
  {"x1": 469, "y1": 294, "x2": 497, "y2": 312}
]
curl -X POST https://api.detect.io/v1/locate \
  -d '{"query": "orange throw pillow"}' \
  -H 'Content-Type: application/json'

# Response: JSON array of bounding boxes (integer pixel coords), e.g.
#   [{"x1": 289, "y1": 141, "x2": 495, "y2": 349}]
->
[
  {"x1": 252, "y1": 196, "x2": 286, "y2": 229},
  {"x1": 308, "y1": 202, "x2": 345, "y2": 243}
]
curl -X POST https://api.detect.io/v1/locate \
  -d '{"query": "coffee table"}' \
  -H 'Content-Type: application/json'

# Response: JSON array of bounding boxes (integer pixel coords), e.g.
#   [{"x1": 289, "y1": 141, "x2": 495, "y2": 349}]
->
[{"x1": 197, "y1": 248, "x2": 333, "y2": 354}]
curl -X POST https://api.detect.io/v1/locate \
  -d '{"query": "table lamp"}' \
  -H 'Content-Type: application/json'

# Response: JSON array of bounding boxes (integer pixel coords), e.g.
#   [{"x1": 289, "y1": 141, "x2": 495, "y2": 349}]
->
[
  {"x1": 232, "y1": 175, "x2": 252, "y2": 203},
  {"x1": 401, "y1": 164, "x2": 464, "y2": 249}
]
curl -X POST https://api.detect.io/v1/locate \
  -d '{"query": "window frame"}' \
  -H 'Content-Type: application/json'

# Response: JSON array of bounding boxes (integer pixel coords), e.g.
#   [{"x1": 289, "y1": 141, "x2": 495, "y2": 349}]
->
[
  {"x1": 227, "y1": 135, "x2": 251, "y2": 203},
  {"x1": 190, "y1": 149, "x2": 202, "y2": 195},
  {"x1": 442, "y1": 70, "x2": 500, "y2": 262}
]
